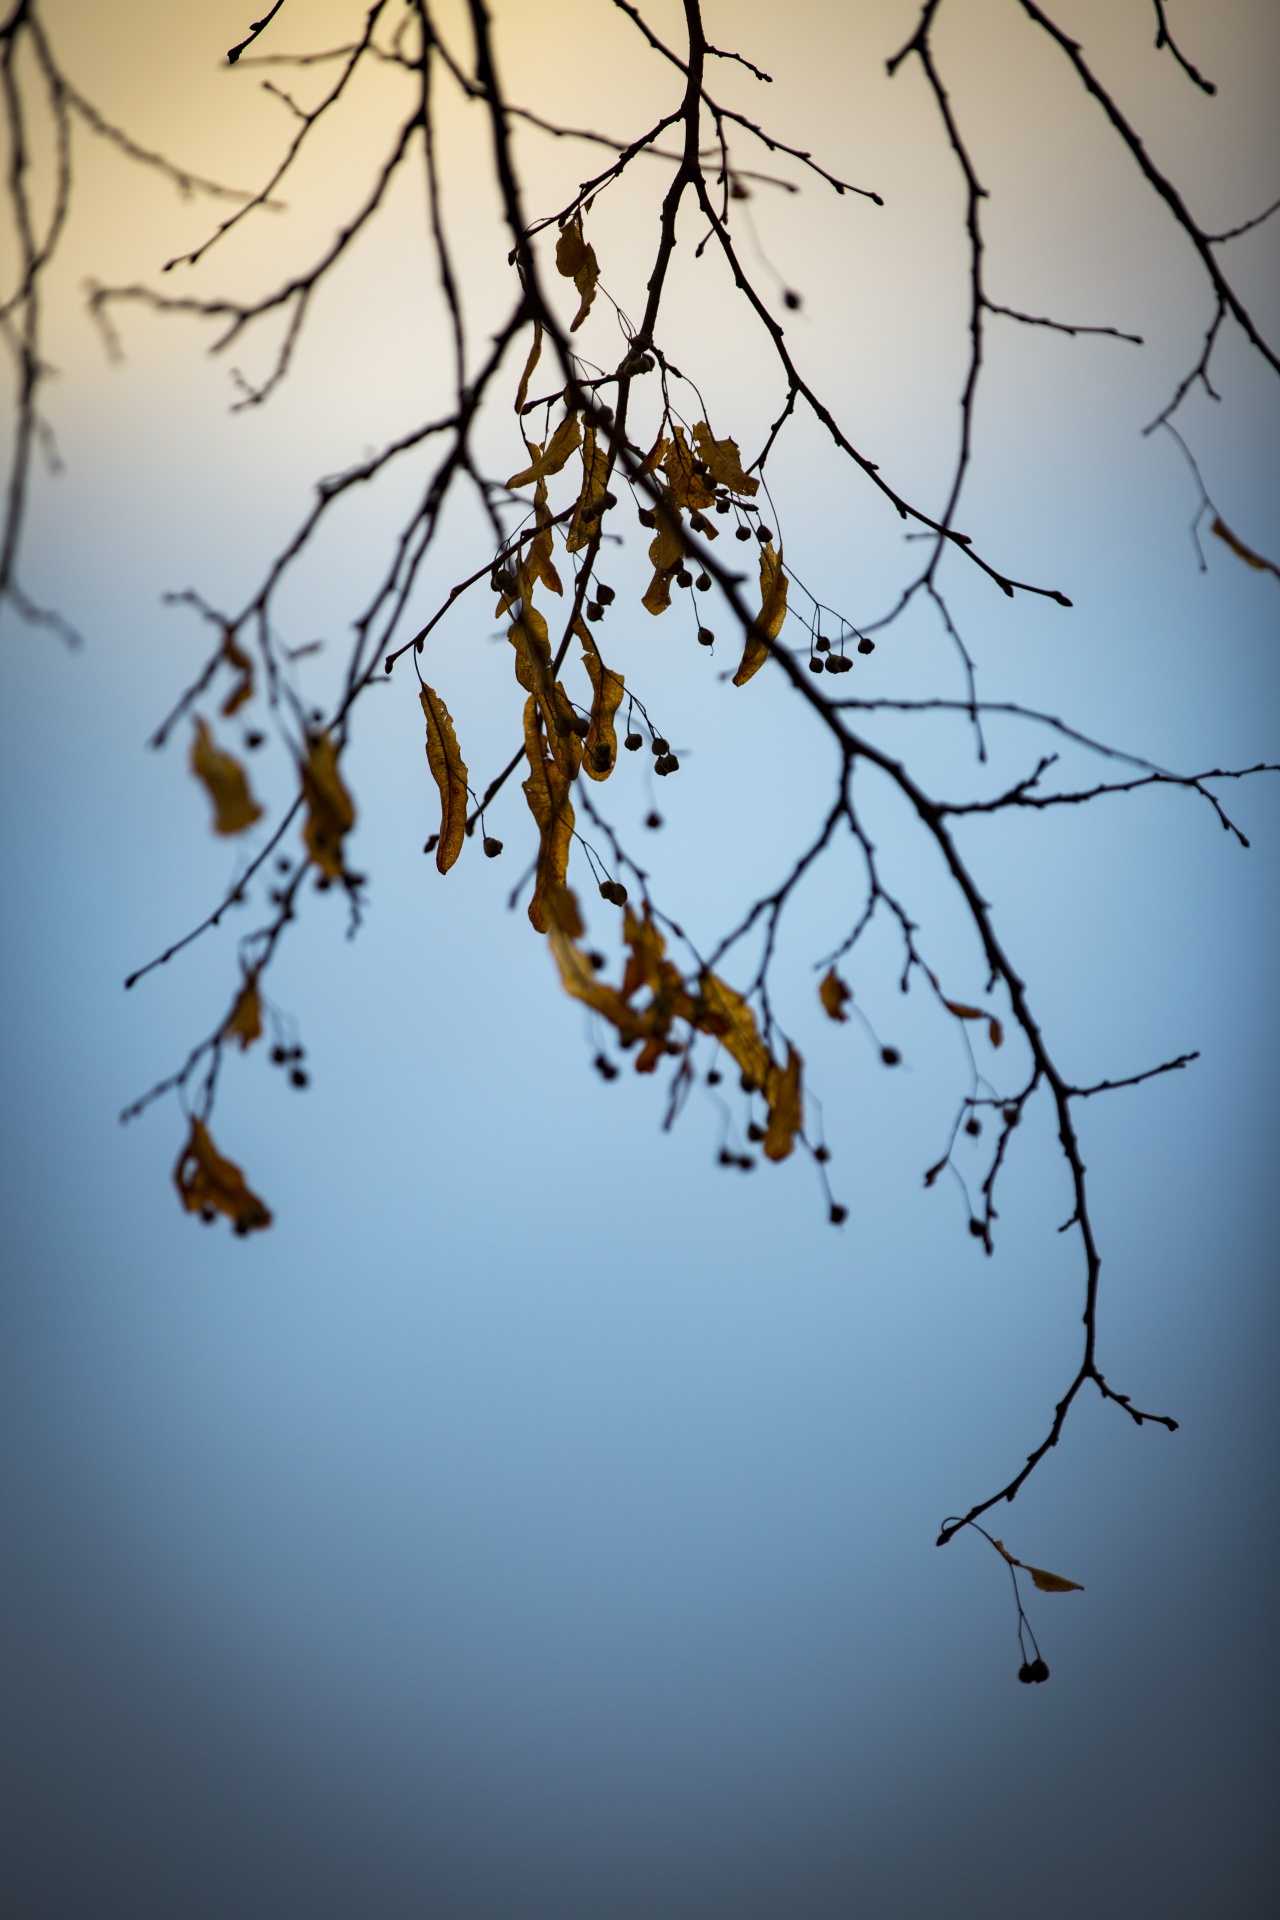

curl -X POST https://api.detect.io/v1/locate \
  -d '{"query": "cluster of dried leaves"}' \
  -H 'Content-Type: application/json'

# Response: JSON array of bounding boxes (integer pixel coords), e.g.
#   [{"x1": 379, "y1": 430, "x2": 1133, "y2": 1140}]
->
[{"x1": 4, "y1": 0, "x2": 1277, "y2": 1672}]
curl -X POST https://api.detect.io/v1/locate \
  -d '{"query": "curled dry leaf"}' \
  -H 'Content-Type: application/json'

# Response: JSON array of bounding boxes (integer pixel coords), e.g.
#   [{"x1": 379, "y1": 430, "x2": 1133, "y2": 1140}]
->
[
  {"x1": 509, "y1": 593, "x2": 580, "y2": 764},
  {"x1": 579, "y1": 623, "x2": 624, "y2": 780},
  {"x1": 190, "y1": 718, "x2": 263, "y2": 835},
  {"x1": 944, "y1": 999, "x2": 984, "y2": 1021},
  {"x1": 993, "y1": 1540, "x2": 1083, "y2": 1593},
  {"x1": 522, "y1": 479, "x2": 563, "y2": 597},
  {"x1": 692, "y1": 421, "x2": 758, "y2": 497},
  {"x1": 642, "y1": 502, "x2": 684, "y2": 615},
  {"x1": 506, "y1": 410, "x2": 581, "y2": 490},
  {"x1": 555, "y1": 211, "x2": 599, "y2": 331},
  {"x1": 662, "y1": 426, "x2": 716, "y2": 513},
  {"x1": 174, "y1": 1116, "x2": 272, "y2": 1233},
  {"x1": 219, "y1": 629, "x2": 255, "y2": 717},
  {"x1": 301, "y1": 731, "x2": 355, "y2": 879},
  {"x1": 762, "y1": 1044, "x2": 804, "y2": 1161},
  {"x1": 566, "y1": 425, "x2": 611, "y2": 554},
  {"x1": 420, "y1": 683, "x2": 469, "y2": 874},
  {"x1": 732, "y1": 541, "x2": 788, "y2": 687},
  {"x1": 819, "y1": 967, "x2": 851, "y2": 1022},
  {"x1": 224, "y1": 977, "x2": 262, "y2": 1051},
  {"x1": 1211, "y1": 515, "x2": 1280, "y2": 580},
  {"x1": 513, "y1": 319, "x2": 543, "y2": 414},
  {"x1": 521, "y1": 696, "x2": 575, "y2": 933}
]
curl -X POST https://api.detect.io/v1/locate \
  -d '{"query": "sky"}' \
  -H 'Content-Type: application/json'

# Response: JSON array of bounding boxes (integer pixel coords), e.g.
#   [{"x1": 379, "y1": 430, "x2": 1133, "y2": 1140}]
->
[{"x1": 1, "y1": 3, "x2": 1278, "y2": 1915}]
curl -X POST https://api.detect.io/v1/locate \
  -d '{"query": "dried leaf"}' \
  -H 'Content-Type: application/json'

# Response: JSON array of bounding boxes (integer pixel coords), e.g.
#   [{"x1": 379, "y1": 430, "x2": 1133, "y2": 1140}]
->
[
  {"x1": 1211, "y1": 515, "x2": 1280, "y2": 580},
  {"x1": 420, "y1": 683, "x2": 469, "y2": 874},
  {"x1": 522, "y1": 479, "x2": 563, "y2": 597},
  {"x1": 555, "y1": 212, "x2": 599, "y2": 331},
  {"x1": 566, "y1": 425, "x2": 611, "y2": 553},
  {"x1": 521, "y1": 697, "x2": 575, "y2": 932},
  {"x1": 224, "y1": 978, "x2": 262, "y2": 1051},
  {"x1": 301, "y1": 731, "x2": 355, "y2": 879},
  {"x1": 661, "y1": 426, "x2": 716, "y2": 513},
  {"x1": 692, "y1": 422, "x2": 759, "y2": 497},
  {"x1": 514, "y1": 320, "x2": 543, "y2": 413},
  {"x1": 509, "y1": 596, "x2": 580, "y2": 769},
  {"x1": 174, "y1": 1117, "x2": 272, "y2": 1233},
  {"x1": 548, "y1": 919, "x2": 647, "y2": 1047},
  {"x1": 219, "y1": 630, "x2": 255, "y2": 717},
  {"x1": 732, "y1": 541, "x2": 788, "y2": 687},
  {"x1": 819, "y1": 968, "x2": 851, "y2": 1022},
  {"x1": 944, "y1": 1000, "x2": 984, "y2": 1021},
  {"x1": 993, "y1": 1541, "x2": 1083, "y2": 1593},
  {"x1": 1028, "y1": 1566, "x2": 1085, "y2": 1595},
  {"x1": 693, "y1": 971, "x2": 771, "y2": 1089},
  {"x1": 763, "y1": 1044, "x2": 803, "y2": 1161},
  {"x1": 190, "y1": 718, "x2": 263, "y2": 835},
  {"x1": 642, "y1": 502, "x2": 684, "y2": 615},
  {"x1": 579, "y1": 625, "x2": 625, "y2": 780},
  {"x1": 988, "y1": 1016, "x2": 1004, "y2": 1049},
  {"x1": 506, "y1": 410, "x2": 581, "y2": 490}
]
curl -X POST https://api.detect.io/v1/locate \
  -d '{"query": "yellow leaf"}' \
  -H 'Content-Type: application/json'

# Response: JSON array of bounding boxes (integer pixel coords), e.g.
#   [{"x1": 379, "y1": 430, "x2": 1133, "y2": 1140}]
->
[
  {"x1": 555, "y1": 212, "x2": 599, "y2": 331},
  {"x1": 219, "y1": 630, "x2": 255, "y2": 717},
  {"x1": 661, "y1": 426, "x2": 716, "y2": 513},
  {"x1": 508, "y1": 595, "x2": 580, "y2": 770},
  {"x1": 506, "y1": 410, "x2": 581, "y2": 490},
  {"x1": 1211, "y1": 515, "x2": 1280, "y2": 580},
  {"x1": 190, "y1": 718, "x2": 263, "y2": 835},
  {"x1": 301, "y1": 731, "x2": 355, "y2": 879},
  {"x1": 641, "y1": 501, "x2": 684, "y2": 615},
  {"x1": 819, "y1": 968, "x2": 851, "y2": 1022},
  {"x1": 763, "y1": 1044, "x2": 803, "y2": 1161},
  {"x1": 174, "y1": 1117, "x2": 272, "y2": 1234},
  {"x1": 944, "y1": 999, "x2": 984, "y2": 1021},
  {"x1": 514, "y1": 319, "x2": 543, "y2": 414},
  {"x1": 420, "y1": 683, "x2": 469, "y2": 874},
  {"x1": 224, "y1": 978, "x2": 262, "y2": 1051},
  {"x1": 548, "y1": 918, "x2": 648, "y2": 1047},
  {"x1": 521, "y1": 697, "x2": 575, "y2": 933},
  {"x1": 732, "y1": 541, "x2": 788, "y2": 687},
  {"x1": 693, "y1": 972, "x2": 771, "y2": 1089},
  {"x1": 579, "y1": 625, "x2": 624, "y2": 780},
  {"x1": 566, "y1": 425, "x2": 611, "y2": 554},
  {"x1": 1028, "y1": 1566, "x2": 1085, "y2": 1595},
  {"x1": 692, "y1": 422, "x2": 759, "y2": 497},
  {"x1": 521, "y1": 478, "x2": 563, "y2": 597}
]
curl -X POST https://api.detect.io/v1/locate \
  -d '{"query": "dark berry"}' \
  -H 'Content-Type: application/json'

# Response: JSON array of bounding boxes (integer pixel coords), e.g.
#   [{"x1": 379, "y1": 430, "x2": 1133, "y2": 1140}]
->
[
  {"x1": 746, "y1": 1122, "x2": 764, "y2": 1143},
  {"x1": 590, "y1": 744, "x2": 612, "y2": 773},
  {"x1": 1017, "y1": 1662, "x2": 1035, "y2": 1685},
  {"x1": 715, "y1": 498, "x2": 731, "y2": 515},
  {"x1": 829, "y1": 1202, "x2": 848, "y2": 1225},
  {"x1": 736, "y1": 524, "x2": 752, "y2": 541},
  {"x1": 824, "y1": 653, "x2": 842, "y2": 673},
  {"x1": 695, "y1": 572, "x2": 711, "y2": 591},
  {"x1": 599, "y1": 879, "x2": 628, "y2": 906},
  {"x1": 814, "y1": 1144, "x2": 831, "y2": 1164},
  {"x1": 881, "y1": 1046, "x2": 900, "y2": 1066},
  {"x1": 596, "y1": 584, "x2": 615, "y2": 605},
  {"x1": 638, "y1": 507, "x2": 657, "y2": 529},
  {"x1": 587, "y1": 602, "x2": 603, "y2": 622},
  {"x1": 624, "y1": 731, "x2": 643, "y2": 751},
  {"x1": 571, "y1": 713, "x2": 591, "y2": 736},
  {"x1": 857, "y1": 636, "x2": 875, "y2": 655},
  {"x1": 783, "y1": 288, "x2": 801, "y2": 310},
  {"x1": 483, "y1": 836, "x2": 504, "y2": 857},
  {"x1": 740, "y1": 1073, "x2": 757, "y2": 1094},
  {"x1": 271, "y1": 1046, "x2": 287, "y2": 1065},
  {"x1": 697, "y1": 627, "x2": 715, "y2": 646},
  {"x1": 815, "y1": 636, "x2": 830, "y2": 652},
  {"x1": 706, "y1": 1069, "x2": 722, "y2": 1086},
  {"x1": 968, "y1": 1217, "x2": 985, "y2": 1237},
  {"x1": 645, "y1": 811, "x2": 663, "y2": 829},
  {"x1": 290, "y1": 1068, "x2": 309, "y2": 1089},
  {"x1": 244, "y1": 730, "x2": 265, "y2": 749},
  {"x1": 808, "y1": 656, "x2": 825, "y2": 673},
  {"x1": 1003, "y1": 1105, "x2": 1019, "y2": 1125},
  {"x1": 1029, "y1": 1658, "x2": 1050, "y2": 1683},
  {"x1": 652, "y1": 736, "x2": 670, "y2": 755},
  {"x1": 676, "y1": 569, "x2": 693, "y2": 589},
  {"x1": 756, "y1": 526, "x2": 773, "y2": 543},
  {"x1": 965, "y1": 1116, "x2": 982, "y2": 1137}
]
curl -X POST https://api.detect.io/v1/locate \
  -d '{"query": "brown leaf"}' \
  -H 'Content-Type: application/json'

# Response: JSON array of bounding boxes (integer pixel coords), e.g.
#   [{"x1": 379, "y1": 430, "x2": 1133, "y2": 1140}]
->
[
  {"x1": 732, "y1": 541, "x2": 788, "y2": 687},
  {"x1": 693, "y1": 972, "x2": 771, "y2": 1089},
  {"x1": 506, "y1": 410, "x2": 581, "y2": 490},
  {"x1": 420, "y1": 683, "x2": 469, "y2": 874},
  {"x1": 579, "y1": 624, "x2": 624, "y2": 780},
  {"x1": 1028, "y1": 1566, "x2": 1085, "y2": 1594},
  {"x1": 642, "y1": 501, "x2": 684, "y2": 615},
  {"x1": 301, "y1": 731, "x2": 355, "y2": 879},
  {"x1": 174, "y1": 1117, "x2": 272, "y2": 1233},
  {"x1": 514, "y1": 319, "x2": 543, "y2": 413},
  {"x1": 548, "y1": 919, "x2": 647, "y2": 1047},
  {"x1": 566, "y1": 425, "x2": 610, "y2": 554},
  {"x1": 1211, "y1": 515, "x2": 1280, "y2": 580},
  {"x1": 661, "y1": 426, "x2": 716, "y2": 513},
  {"x1": 692, "y1": 422, "x2": 759, "y2": 497},
  {"x1": 988, "y1": 1016, "x2": 1004, "y2": 1049},
  {"x1": 555, "y1": 212, "x2": 599, "y2": 331},
  {"x1": 763, "y1": 1044, "x2": 803, "y2": 1161},
  {"x1": 521, "y1": 478, "x2": 563, "y2": 597},
  {"x1": 819, "y1": 968, "x2": 851, "y2": 1022},
  {"x1": 521, "y1": 697, "x2": 575, "y2": 932},
  {"x1": 509, "y1": 595, "x2": 580, "y2": 770},
  {"x1": 943, "y1": 999, "x2": 984, "y2": 1021},
  {"x1": 190, "y1": 718, "x2": 263, "y2": 835},
  {"x1": 219, "y1": 630, "x2": 255, "y2": 717},
  {"x1": 224, "y1": 978, "x2": 262, "y2": 1051}
]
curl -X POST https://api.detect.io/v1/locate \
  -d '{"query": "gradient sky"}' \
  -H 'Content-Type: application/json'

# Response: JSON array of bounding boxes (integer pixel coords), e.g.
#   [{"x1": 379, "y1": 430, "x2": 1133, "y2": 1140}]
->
[{"x1": 2, "y1": 4, "x2": 1278, "y2": 1916}]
